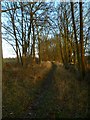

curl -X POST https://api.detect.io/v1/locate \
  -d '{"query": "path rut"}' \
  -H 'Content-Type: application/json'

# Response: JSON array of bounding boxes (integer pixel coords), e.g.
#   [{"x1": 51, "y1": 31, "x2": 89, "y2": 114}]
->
[{"x1": 23, "y1": 62, "x2": 57, "y2": 118}]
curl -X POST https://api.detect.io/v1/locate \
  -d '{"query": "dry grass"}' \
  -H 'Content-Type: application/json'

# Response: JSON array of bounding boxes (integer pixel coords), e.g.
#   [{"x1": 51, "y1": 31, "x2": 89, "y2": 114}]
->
[
  {"x1": 2, "y1": 60, "x2": 52, "y2": 117},
  {"x1": 54, "y1": 65, "x2": 88, "y2": 118},
  {"x1": 2, "y1": 60, "x2": 88, "y2": 118}
]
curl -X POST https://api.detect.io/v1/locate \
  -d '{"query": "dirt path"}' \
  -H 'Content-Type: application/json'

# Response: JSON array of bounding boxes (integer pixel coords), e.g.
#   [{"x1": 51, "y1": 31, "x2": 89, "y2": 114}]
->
[
  {"x1": 23, "y1": 62, "x2": 57, "y2": 118},
  {"x1": 21, "y1": 62, "x2": 88, "y2": 118},
  {"x1": 3, "y1": 61, "x2": 88, "y2": 118}
]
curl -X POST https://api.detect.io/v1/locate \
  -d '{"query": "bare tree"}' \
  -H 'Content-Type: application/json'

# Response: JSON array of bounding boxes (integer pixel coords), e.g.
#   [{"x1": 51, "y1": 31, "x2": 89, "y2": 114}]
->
[
  {"x1": 70, "y1": 2, "x2": 80, "y2": 70},
  {"x1": 79, "y1": 1, "x2": 86, "y2": 78}
]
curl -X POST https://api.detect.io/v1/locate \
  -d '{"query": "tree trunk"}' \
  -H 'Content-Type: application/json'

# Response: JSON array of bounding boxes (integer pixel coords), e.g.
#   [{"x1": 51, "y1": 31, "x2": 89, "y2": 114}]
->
[
  {"x1": 37, "y1": 30, "x2": 41, "y2": 64},
  {"x1": 58, "y1": 35, "x2": 64, "y2": 64},
  {"x1": 79, "y1": 2, "x2": 85, "y2": 78},
  {"x1": 70, "y1": 2, "x2": 80, "y2": 70},
  {"x1": 18, "y1": 47, "x2": 23, "y2": 66},
  {"x1": 16, "y1": 40, "x2": 19, "y2": 63},
  {"x1": 32, "y1": 21, "x2": 35, "y2": 61},
  {"x1": 11, "y1": 16, "x2": 19, "y2": 63}
]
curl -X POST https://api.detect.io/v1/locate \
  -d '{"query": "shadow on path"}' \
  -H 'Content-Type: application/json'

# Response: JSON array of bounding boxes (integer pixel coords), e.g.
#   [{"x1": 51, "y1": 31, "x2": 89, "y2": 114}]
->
[{"x1": 23, "y1": 62, "x2": 57, "y2": 118}]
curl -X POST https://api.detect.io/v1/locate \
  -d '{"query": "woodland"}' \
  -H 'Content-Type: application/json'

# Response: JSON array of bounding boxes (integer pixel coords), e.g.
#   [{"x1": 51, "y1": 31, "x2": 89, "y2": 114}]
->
[{"x1": 1, "y1": 1, "x2": 90, "y2": 118}]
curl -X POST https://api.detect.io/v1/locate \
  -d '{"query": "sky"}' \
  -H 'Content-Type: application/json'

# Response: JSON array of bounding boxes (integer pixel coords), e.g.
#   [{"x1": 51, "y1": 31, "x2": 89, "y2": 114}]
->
[
  {"x1": 2, "y1": 39, "x2": 16, "y2": 58},
  {"x1": 1, "y1": 1, "x2": 16, "y2": 58},
  {"x1": 1, "y1": 1, "x2": 90, "y2": 58}
]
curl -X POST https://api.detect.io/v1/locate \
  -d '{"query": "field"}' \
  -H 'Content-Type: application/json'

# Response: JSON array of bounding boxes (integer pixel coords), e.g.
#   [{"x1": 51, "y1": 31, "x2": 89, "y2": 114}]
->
[{"x1": 2, "y1": 58, "x2": 89, "y2": 118}]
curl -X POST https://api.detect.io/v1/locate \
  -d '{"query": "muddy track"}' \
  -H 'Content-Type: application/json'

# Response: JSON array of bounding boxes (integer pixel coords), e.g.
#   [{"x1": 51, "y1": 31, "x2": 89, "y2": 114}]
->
[{"x1": 23, "y1": 62, "x2": 57, "y2": 118}]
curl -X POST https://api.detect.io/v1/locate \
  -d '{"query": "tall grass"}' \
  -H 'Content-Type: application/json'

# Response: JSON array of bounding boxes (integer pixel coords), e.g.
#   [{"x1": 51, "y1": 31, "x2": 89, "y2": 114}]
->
[
  {"x1": 54, "y1": 65, "x2": 88, "y2": 118},
  {"x1": 2, "y1": 61, "x2": 51, "y2": 118}
]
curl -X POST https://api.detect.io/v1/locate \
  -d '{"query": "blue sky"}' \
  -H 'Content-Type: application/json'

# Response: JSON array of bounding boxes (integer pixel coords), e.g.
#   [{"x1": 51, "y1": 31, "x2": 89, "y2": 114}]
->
[
  {"x1": 1, "y1": 2, "x2": 16, "y2": 58},
  {"x1": 2, "y1": 1, "x2": 90, "y2": 58}
]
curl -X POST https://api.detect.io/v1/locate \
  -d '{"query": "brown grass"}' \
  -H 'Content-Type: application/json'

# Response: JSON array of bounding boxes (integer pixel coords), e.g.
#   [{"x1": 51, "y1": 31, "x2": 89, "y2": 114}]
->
[
  {"x1": 2, "y1": 60, "x2": 88, "y2": 118},
  {"x1": 54, "y1": 65, "x2": 88, "y2": 118},
  {"x1": 2, "y1": 61, "x2": 52, "y2": 117}
]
